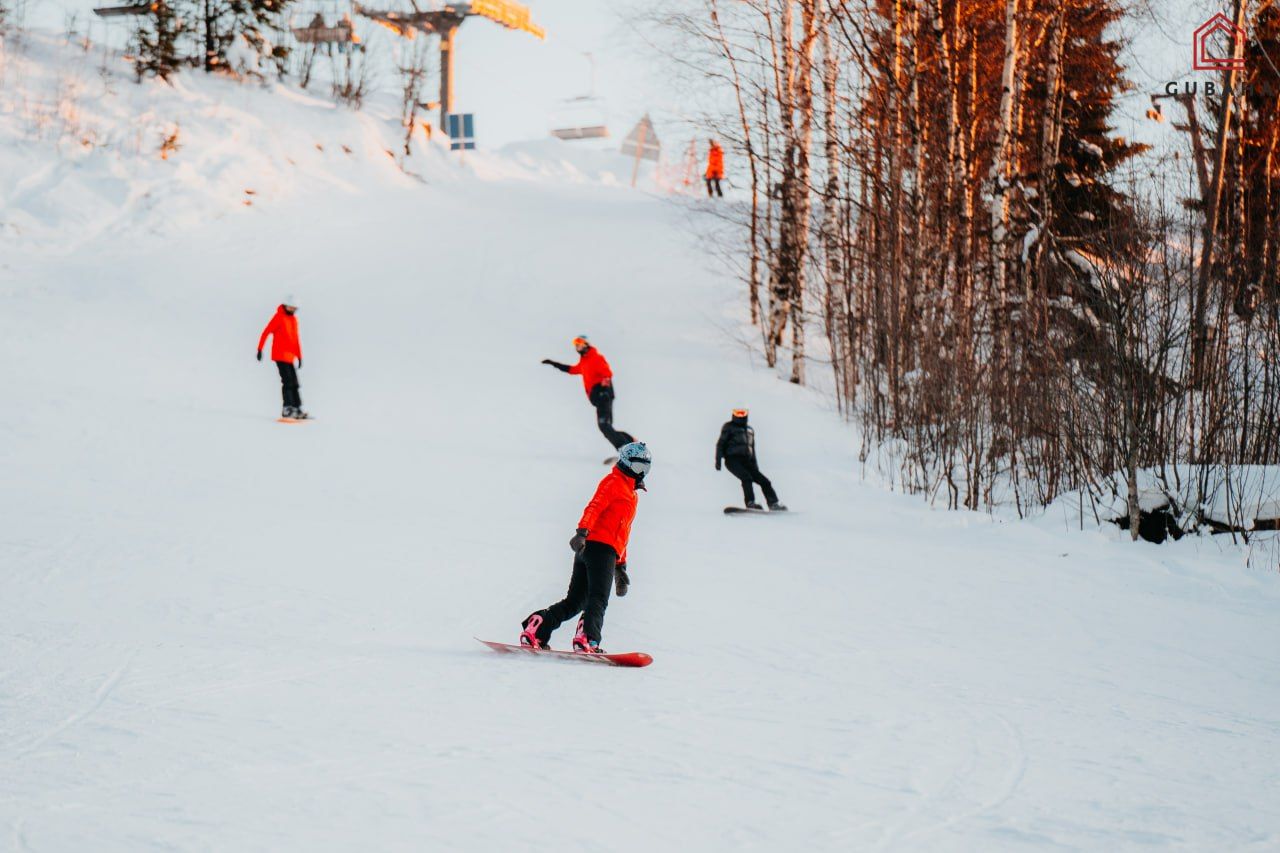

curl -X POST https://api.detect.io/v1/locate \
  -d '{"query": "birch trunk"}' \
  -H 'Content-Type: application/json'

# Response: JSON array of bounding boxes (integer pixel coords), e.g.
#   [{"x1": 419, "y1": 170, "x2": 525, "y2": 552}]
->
[
  {"x1": 710, "y1": 0, "x2": 764, "y2": 325},
  {"x1": 788, "y1": 0, "x2": 818, "y2": 385},
  {"x1": 766, "y1": 0, "x2": 796, "y2": 368},
  {"x1": 1194, "y1": 0, "x2": 1248, "y2": 383},
  {"x1": 931, "y1": 0, "x2": 960, "y2": 297},
  {"x1": 820, "y1": 13, "x2": 843, "y2": 397},
  {"x1": 906, "y1": 1, "x2": 928, "y2": 366},
  {"x1": 990, "y1": 0, "x2": 1020, "y2": 301},
  {"x1": 1035, "y1": 4, "x2": 1066, "y2": 310}
]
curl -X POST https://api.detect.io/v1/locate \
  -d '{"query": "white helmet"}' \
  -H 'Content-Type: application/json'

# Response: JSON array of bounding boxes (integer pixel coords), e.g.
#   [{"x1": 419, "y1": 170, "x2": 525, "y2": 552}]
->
[{"x1": 617, "y1": 441, "x2": 652, "y2": 480}]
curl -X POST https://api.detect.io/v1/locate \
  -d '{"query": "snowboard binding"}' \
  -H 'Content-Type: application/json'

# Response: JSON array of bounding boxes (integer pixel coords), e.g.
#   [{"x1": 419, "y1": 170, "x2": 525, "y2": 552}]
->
[{"x1": 519, "y1": 613, "x2": 548, "y2": 649}]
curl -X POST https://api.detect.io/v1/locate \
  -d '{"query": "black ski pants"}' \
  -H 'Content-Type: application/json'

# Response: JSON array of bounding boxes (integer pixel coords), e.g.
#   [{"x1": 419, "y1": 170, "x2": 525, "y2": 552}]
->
[
  {"x1": 706, "y1": 177, "x2": 723, "y2": 197},
  {"x1": 589, "y1": 383, "x2": 635, "y2": 450},
  {"x1": 276, "y1": 361, "x2": 301, "y2": 409},
  {"x1": 536, "y1": 541, "x2": 617, "y2": 645},
  {"x1": 725, "y1": 456, "x2": 778, "y2": 506}
]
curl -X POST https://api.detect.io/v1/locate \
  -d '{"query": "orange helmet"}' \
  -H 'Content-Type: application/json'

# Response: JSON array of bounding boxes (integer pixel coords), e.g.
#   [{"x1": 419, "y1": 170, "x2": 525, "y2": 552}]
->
[
  {"x1": 572, "y1": 335, "x2": 590, "y2": 351},
  {"x1": 732, "y1": 408, "x2": 749, "y2": 418}
]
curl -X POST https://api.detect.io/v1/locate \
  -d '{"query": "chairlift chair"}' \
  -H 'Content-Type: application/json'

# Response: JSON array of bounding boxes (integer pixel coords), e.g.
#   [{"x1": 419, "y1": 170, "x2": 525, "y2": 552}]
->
[
  {"x1": 550, "y1": 52, "x2": 609, "y2": 141},
  {"x1": 291, "y1": 1, "x2": 361, "y2": 53}
]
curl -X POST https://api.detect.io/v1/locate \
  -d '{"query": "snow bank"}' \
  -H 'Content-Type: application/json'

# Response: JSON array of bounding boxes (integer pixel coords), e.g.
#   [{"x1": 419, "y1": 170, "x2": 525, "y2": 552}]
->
[
  {"x1": 1052, "y1": 464, "x2": 1280, "y2": 532},
  {"x1": 0, "y1": 32, "x2": 642, "y2": 253},
  {"x1": 0, "y1": 33, "x2": 425, "y2": 250}
]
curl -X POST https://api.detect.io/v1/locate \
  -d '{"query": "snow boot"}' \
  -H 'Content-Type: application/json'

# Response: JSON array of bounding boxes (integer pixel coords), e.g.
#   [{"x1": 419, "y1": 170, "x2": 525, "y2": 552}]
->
[
  {"x1": 520, "y1": 612, "x2": 549, "y2": 649},
  {"x1": 282, "y1": 406, "x2": 296, "y2": 418},
  {"x1": 768, "y1": 502, "x2": 788, "y2": 512},
  {"x1": 745, "y1": 501, "x2": 764, "y2": 510},
  {"x1": 292, "y1": 409, "x2": 311, "y2": 420},
  {"x1": 571, "y1": 618, "x2": 603, "y2": 654}
]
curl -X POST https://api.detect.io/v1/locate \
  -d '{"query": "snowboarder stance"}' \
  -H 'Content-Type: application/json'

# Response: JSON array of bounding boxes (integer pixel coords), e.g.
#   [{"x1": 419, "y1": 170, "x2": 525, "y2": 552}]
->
[
  {"x1": 542, "y1": 335, "x2": 636, "y2": 450},
  {"x1": 256, "y1": 297, "x2": 309, "y2": 419},
  {"x1": 705, "y1": 140, "x2": 725, "y2": 198},
  {"x1": 716, "y1": 408, "x2": 786, "y2": 510},
  {"x1": 520, "y1": 442, "x2": 651, "y2": 654}
]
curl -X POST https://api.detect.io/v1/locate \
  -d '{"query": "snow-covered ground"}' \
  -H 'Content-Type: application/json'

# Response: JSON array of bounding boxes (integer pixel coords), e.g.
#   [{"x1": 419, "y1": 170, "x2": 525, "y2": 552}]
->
[{"x1": 2, "y1": 33, "x2": 1280, "y2": 852}]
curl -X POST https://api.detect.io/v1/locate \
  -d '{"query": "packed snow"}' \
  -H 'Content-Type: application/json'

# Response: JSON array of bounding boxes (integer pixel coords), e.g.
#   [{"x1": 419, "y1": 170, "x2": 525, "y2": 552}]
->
[{"x1": 2, "y1": 30, "x2": 1280, "y2": 853}]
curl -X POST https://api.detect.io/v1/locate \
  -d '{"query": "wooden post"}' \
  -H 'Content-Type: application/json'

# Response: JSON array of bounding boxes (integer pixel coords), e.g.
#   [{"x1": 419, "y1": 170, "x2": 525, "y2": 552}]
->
[
  {"x1": 439, "y1": 23, "x2": 458, "y2": 135},
  {"x1": 630, "y1": 120, "x2": 648, "y2": 188}
]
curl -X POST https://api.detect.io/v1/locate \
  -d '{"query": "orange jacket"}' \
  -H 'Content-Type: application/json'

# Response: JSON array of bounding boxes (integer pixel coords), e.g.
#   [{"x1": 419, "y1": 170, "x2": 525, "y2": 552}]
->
[
  {"x1": 705, "y1": 144, "x2": 725, "y2": 180},
  {"x1": 568, "y1": 347, "x2": 613, "y2": 396},
  {"x1": 258, "y1": 306, "x2": 302, "y2": 363},
  {"x1": 578, "y1": 468, "x2": 640, "y2": 563}
]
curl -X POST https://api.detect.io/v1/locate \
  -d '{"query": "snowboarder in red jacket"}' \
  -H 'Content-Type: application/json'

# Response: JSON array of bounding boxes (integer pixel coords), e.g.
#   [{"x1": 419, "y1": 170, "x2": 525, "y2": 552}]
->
[
  {"x1": 542, "y1": 335, "x2": 636, "y2": 450},
  {"x1": 520, "y1": 442, "x2": 651, "y2": 653},
  {"x1": 257, "y1": 296, "x2": 309, "y2": 419}
]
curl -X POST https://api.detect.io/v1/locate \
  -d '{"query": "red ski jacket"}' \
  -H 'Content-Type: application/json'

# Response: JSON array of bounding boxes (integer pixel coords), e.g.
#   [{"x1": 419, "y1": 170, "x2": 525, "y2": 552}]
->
[
  {"x1": 258, "y1": 306, "x2": 302, "y2": 364},
  {"x1": 578, "y1": 468, "x2": 640, "y2": 563},
  {"x1": 568, "y1": 347, "x2": 613, "y2": 396},
  {"x1": 705, "y1": 144, "x2": 725, "y2": 180}
]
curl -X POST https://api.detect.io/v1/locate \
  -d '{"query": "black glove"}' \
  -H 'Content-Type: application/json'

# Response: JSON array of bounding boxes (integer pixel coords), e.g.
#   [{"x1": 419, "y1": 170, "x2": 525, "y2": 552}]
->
[
  {"x1": 615, "y1": 563, "x2": 630, "y2": 597},
  {"x1": 569, "y1": 527, "x2": 588, "y2": 553},
  {"x1": 542, "y1": 359, "x2": 570, "y2": 373},
  {"x1": 256, "y1": 350, "x2": 263, "y2": 362},
  {"x1": 715, "y1": 458, "x2": 722, "y2": 471},
  {"x1": 296, "y1": 358, "x2": 303, "y2": 370}
]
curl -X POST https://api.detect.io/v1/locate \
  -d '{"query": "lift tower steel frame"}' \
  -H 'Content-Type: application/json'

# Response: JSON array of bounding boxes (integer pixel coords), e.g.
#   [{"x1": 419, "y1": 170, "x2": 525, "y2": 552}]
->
[{"x1": 354, "y1": 1, "x2": 544, "y2": 133}]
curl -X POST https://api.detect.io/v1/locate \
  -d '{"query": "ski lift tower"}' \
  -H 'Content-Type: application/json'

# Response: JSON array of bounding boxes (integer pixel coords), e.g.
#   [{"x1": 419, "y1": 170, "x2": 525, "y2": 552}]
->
[{"x1": 354, "y1": 0, "x2": 545, "y2": 133}]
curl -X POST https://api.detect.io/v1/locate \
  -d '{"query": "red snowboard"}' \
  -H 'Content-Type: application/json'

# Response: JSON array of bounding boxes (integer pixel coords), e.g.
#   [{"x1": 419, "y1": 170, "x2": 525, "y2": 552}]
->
[{"x1": 476, "y1": 638, "x2": 652, "y2": 668}]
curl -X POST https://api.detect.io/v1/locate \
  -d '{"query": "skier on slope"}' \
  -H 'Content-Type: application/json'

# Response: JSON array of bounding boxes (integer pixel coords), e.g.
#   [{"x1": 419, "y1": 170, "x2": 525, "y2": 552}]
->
[
  {"x1": 542, "y1": 335, "x2": 636, "y2": 451},
  {"x1": 716, "y1": 408, "x2": 786, "y2": 511},
  {"x1": 520, "y1": 442, "x2": 651, "y2": 654},
  {"x1": 256, "y1": 296, "x2": 309, "y2": 420},
  {"x1": 705, "y1": 140, "x2": 725, "y2": 198}
]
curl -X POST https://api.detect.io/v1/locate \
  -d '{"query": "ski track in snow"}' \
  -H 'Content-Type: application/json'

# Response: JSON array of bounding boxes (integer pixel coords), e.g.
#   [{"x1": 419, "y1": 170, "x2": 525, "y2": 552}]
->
[
  {"x1": 1, "y1": 48, "x2": 1280, "y2": 850},
  {"x1": 6, "y1": 651, "x2": 135, "y2": 762}
]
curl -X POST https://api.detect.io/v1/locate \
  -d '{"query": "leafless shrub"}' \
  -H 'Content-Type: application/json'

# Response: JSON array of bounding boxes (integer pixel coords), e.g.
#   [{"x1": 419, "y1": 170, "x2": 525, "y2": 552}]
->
[
  {"x1": 330, "y1": 38, "x2": 371, "y2": 108},
  {"x1": 396, "y1": 38, "x2": 431, "y2": 157}
]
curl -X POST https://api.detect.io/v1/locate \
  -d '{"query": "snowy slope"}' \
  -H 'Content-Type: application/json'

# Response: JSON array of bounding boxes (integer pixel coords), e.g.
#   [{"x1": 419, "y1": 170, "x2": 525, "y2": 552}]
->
[{"x1": 2, "y1": 34, "x2": 1280, "y2": 853}]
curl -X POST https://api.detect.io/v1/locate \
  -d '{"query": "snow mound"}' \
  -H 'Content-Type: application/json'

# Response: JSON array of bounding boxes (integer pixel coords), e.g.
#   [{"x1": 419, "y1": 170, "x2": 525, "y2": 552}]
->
[
  {"x1": 0, "y1": 34, "x2": 427, "y2": 250},
  {"x1": 0, "y1": 32, "x2": 651, "y2": 254}
]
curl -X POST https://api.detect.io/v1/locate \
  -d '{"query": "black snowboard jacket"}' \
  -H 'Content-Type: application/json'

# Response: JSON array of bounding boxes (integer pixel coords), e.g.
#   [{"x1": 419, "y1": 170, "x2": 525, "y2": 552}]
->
[{"x1": 716, "y1": 418, "x2": 756, "y2": 465}]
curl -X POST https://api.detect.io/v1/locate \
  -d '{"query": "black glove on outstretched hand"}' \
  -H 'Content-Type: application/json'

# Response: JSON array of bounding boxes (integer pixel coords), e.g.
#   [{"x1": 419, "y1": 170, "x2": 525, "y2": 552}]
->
[
  {"x1": 256, "y1": 350, "x2": 263, "y2": 362},
  {"x1": 615, "y1": 563, "x2": 630, "y2": 597},
  {"x1": 542, "y1": 359, "x2": 571, "y2": 373},
  {"x1": 569, "y1": 528, "x2": 589, "y2": 553}
]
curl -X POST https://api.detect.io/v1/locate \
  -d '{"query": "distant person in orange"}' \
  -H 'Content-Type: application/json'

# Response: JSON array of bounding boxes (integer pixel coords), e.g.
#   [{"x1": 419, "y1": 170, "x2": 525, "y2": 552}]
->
[
  {"x1": 256, "y1": 295, "x2": 309, "y2": 420},
  {"x1": 705, "y1": 140, "x2": 725, "y2": 198},
  {"x1": 542, "y1": 335, "x2": 636, "y2": 451}
]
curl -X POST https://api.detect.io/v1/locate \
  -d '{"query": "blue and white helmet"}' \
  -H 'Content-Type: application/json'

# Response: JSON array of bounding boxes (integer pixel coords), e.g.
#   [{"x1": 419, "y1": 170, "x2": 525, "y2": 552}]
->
[{"x1": 617, "y1": 441, "x2": 652, "y2": 480}]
